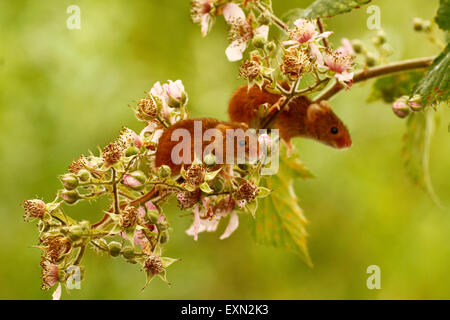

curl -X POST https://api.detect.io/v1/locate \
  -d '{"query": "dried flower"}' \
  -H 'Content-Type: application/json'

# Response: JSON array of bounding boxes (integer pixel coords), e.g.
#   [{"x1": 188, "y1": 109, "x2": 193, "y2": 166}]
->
[
  {"x1": 68, "y1": 155, "x2": 87, "y2": 174},
  {"x1": 281, "y1": 49, "x2": 311, "y2": 78},
  {"x1": 40, "y1": 259, "x2": 60, "y2": 290},
  {"x1": 144, "y1": 255, "x2": 164, "y2": 275},
  {"x1": 23, "y1": 199, "x2": 46, "y2": 219},
  {"x1": 234, "y1": 180, "x2": 258, "y2": 202},
  {"x1": 120, "y1": 206, "x2": 138, "y2": 229},
  {"x1": 102, "y1": 140, "x2": 125, "y2": 165},
  {"x1": 177, "y1": 189, "x2": 201, "y2": 209},
  {"x1": 41, "y1": 236, "x2": 71, "y2": 263},
  {"x1": 185, "y1": 164, "x2": 206, "y2": 186},
  {"x1": 239, "y1": 60, "x2": 260, "y2": 81},
  {"x1": 137, "y1": 97, "x2": 158, "y2": 121}
]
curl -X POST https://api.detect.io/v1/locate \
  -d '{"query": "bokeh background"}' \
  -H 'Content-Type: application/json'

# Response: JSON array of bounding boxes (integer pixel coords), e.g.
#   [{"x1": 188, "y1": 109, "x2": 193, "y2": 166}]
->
[{"x1": 0, "y1": 0, "x2": 449, "y2": 299}]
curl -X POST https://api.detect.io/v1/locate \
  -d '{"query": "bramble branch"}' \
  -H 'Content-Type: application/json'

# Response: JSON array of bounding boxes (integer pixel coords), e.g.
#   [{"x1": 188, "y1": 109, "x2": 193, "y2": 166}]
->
[{"x1": 313, "y1": 56, "x2": 434, "y2": 103}]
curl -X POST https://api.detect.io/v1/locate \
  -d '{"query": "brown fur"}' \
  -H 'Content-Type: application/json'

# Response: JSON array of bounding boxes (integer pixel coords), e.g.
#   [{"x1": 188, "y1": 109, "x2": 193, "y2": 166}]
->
[{"x1": 155, "y1": 118, "x2": 254, "y2": 174}]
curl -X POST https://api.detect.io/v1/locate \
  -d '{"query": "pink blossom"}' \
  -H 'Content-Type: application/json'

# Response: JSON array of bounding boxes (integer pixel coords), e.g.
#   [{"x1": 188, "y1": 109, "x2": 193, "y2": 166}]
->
[
  {"x1": 323, "y1": 47, "x2": 354, "y2": 82},
  {"x1": 145, "y1": 201, "x2": 157, "y2": 211},
  {"x1": 283, "y1": 19, "x2": 332, "y2": 48},
  {"x1": 191, "y1": 0, "x2": 215, "y2": 37},
  {"x1": 222, "y1": 3, "x2": 268, "y2": 61},
  {"x1": 123, "y1": 174, "x2": 143, "y2": 189},
  {"x1": 162, "y1": 80, "x2": 186, "y2": 106}
]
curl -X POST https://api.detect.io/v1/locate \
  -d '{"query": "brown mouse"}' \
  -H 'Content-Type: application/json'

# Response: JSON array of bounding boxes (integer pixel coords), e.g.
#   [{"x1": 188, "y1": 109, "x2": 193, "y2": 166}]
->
[{"x1": 228, "y1": 84, "x2": 352, "y2": 149}]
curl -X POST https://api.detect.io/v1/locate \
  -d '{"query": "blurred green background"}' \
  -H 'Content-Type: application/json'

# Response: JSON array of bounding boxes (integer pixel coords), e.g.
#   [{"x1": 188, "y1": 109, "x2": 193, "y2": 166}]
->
[{"x1": 0, "y1": 0, "x2": 449, "y2": 299}]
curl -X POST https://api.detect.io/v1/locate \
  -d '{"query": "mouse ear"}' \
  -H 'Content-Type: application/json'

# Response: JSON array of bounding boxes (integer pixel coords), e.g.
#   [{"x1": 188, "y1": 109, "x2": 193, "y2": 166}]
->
[
  {"x1": 319, "y1": 100, "x2": 332, "y2": 110},
  {"x1": 307, "y1": 103, "x2": 327, "y2": 121}
]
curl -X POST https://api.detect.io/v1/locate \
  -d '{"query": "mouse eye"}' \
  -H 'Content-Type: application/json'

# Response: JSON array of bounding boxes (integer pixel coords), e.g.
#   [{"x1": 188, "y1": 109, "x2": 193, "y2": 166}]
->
[
  {"x1": 330, "y1": 127, "x2": 338, "y2": 134},
  {"x1": 239, "y1": 140, "x2": 246, "y2": 147}
]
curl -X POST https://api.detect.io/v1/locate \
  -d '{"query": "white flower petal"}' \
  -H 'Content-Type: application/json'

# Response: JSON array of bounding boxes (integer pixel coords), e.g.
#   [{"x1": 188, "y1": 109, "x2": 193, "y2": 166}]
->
[
  {"x1": 200, "y1": 14, "x2": 210, "y2": 37},
  {"x1": 309, "y1": 42, "x2": 324, "y2": 67},
  {"x1": 52, "y1": 283, "x2": 62, "y2": 300},
  {"x1": 335, "y1": 71, "x2": 354, "y2": 82},
  {"x1": 225, "y1": 41, "x2": 246, "y2": 61},
  {"x1": 254, "y1": 25, "x2": 269, "y2": 41},
  {"x1": 222, "y1": 3, "x2": 245, "y2": 23},
  {"x1": 220, "y1": 211, "x2": 239, "y2": 240}
]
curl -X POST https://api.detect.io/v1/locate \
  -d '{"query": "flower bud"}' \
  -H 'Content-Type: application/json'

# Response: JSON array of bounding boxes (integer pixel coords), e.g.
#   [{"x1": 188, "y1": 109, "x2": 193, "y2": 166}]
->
[
  {"x1": 123, "y1": 171, "x2": 147, "y2": 190},
  {"x1": 67, "y1": 225, "x2": 83, "y2": 241},
  {"x1": 203, "y1": 153, "x2": 216, "y2": 166},
  {"x1": 265, "y1": 41, "x2": 276, "y2": 52},
  {"x1": 252, "y1": 34, "x2": 266, "y2": 49},
  {"x1": 147, "y1": 210, "x2": 160, "y2": 223},
  {"x1": 122, "y1": 246, "x2": 135, "y2": 259},
  {"x1": 351, "y1": 39, "x2": 364, "y2": 54},
  {"x1": 408, "y1": 95, "x2": 424, "y2": 111},
  {"x1": 125, "y1": 146, "x2": 139, "y2": 157},
  {"x1": 77, "y1": 169, "x2": 90, "y2": 182},
  {"x1": 23, "y1": 199, "x2": 46, "y2": 219},
  {"x1": 412, "y1": 17, "x2": 423, "y2": 31},
  {"x1": 365, "y1": 53, "x2": 376, "y2": 67},
  {"x1": 422, "y1": 20, "x2": 431, "y2": 32},
  {"x1": 108, "y1": 241, "x2": 122, "y2": 257},
  {"x1": 372, "y1": 31, "x2": 386, "y2": 46},
  {"x1": 60, "y1": 174, "x2": 78, "y2": 190},
  {"x1": 60, "y1": 190, "x2": 80, "y2": 205},
  {"x1": 160, "y1": 230, "x2": 169, "y2": 244},
  {"x1": 392, "y1": 97, "x2": 410, "y2": 118},
  {"x1": 158, "y1": 165, "x2": 171, "y2": 178},
  {"x1": 257, "y1": 13, "x2": 271, "y2": 25},
  {"x1": 163, "y1": 80, "x2": 187, "y2": 108}
]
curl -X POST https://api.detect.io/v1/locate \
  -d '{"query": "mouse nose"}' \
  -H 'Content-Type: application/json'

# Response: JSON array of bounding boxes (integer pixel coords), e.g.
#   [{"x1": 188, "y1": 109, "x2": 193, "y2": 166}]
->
[{"x1": 337, "y1": 137, "x2": 352, "y2": 148}]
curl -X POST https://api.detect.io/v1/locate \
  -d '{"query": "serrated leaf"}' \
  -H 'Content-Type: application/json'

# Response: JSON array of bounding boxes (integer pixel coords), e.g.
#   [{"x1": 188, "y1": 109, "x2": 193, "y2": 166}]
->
[
  {"x1": 302, "y1": 0, "x2": 371, "y2": 19},
  {"x1": 250, "y1": 145, "x2": 313, "y2": 266},
  {"x1": 435, "y1": 0, "x2": 450, "y2": 31},
  {"x1": 367, "y1": 71, "x2": 426, "y2": 103},
  {"x1": 403, "y1": 111, "x2": 443, "y2": 206},
  {"x1": 413, "y1": 45, "x2": 450, "y2": 106}
]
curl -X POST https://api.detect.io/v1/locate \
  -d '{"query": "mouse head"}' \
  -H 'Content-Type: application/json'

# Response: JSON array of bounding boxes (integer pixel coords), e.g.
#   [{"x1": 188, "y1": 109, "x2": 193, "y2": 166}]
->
[{"x1": 306, "y1": 101, "x2": 352, "y2": 149}]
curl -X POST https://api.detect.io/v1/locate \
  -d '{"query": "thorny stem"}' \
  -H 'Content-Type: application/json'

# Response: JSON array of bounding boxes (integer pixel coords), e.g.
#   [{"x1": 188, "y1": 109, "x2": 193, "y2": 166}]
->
[
  {"x1": 316, "y1": 18, "x2": 329, "y2": 48},
  {"x1": 111, "y1": 168, "x2": 120, "y2": 214},
  {"x1": 313, "y1": 56, "x2": 435, "y2": 103}
]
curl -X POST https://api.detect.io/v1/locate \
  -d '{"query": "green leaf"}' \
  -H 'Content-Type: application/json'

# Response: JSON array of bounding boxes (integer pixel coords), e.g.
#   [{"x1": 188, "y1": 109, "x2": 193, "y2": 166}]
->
[
  {"x1": 301, "y1": 0, "x2": 371, "y2": 19},
  {"x1": 435, "y1": 0, "x2": 450, "y2": 31},
  {"x1": 250, "y1": 145, "x2": 313, "y2": 266},
  {"x1": 403, "y1": 111, "x2": 443, "y2": 206},
  {"x1": 367, "y1": 71, "x2": 426, "y2": 103},
  {"x1": 413, "y1": 45, "x2": 450, "y2": 106}
]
